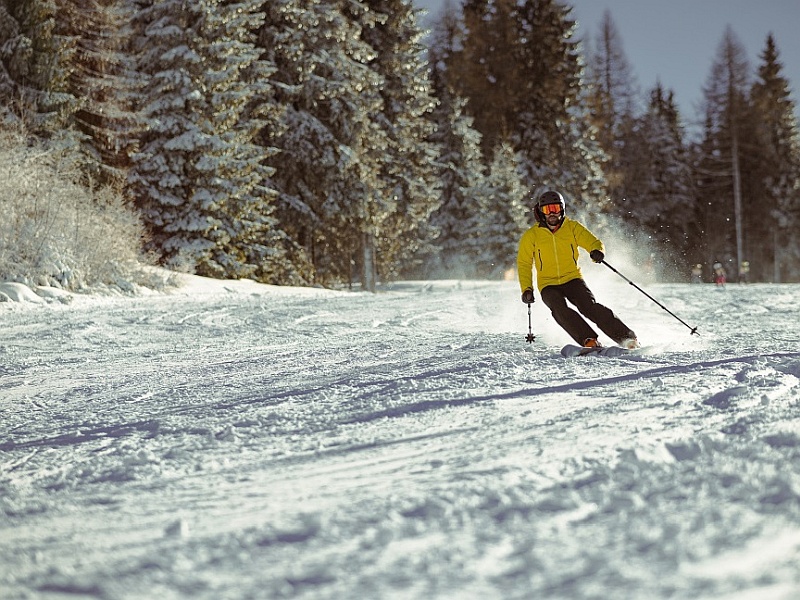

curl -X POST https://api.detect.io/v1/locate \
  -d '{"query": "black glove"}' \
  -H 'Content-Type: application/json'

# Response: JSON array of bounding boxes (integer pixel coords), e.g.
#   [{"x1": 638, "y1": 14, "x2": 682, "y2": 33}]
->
[
  {"x1": 590, "y1": 249, "x2": 604, "y2": 263},
  {"x1": 521, "y1": 288, "x2": 535, "y2": 304}
]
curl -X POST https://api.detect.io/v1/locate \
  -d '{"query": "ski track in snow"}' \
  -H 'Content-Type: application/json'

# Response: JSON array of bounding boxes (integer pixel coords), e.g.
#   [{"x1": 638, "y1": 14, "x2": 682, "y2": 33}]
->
[{"x1": 1, "y1": 275, "x2": 800, "y2": 599}]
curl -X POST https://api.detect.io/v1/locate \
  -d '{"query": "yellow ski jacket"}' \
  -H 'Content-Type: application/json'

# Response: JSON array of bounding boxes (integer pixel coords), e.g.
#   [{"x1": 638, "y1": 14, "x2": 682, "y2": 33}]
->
[{"x1": 517, "y1": 217, "x2": 604, "y2": 293}]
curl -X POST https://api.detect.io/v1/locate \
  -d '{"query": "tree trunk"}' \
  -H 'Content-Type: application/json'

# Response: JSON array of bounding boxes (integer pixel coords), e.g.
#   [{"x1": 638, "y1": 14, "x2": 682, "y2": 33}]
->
[
  {"x1": 731, "y1": 132, "x2": 744, "y2": 280},
  {"x1": 362, "y1": 232, "x2": 377, "y2": 293}
]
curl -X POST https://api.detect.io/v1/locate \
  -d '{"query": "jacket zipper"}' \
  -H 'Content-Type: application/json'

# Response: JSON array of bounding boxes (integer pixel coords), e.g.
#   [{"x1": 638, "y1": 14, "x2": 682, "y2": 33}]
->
[{"x1": 551, "y1": 234, "x2": 561, "y2": 280}]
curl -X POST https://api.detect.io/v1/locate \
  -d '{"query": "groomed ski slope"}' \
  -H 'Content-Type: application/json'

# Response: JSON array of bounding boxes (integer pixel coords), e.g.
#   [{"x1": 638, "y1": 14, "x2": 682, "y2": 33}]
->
[{"x1": 1, "y1": 269, "x2": 799, "y2": 599}]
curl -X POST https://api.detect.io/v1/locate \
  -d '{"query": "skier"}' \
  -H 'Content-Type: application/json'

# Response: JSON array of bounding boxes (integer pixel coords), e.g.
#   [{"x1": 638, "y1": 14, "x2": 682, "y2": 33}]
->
[
  {"x1": 691, "y1": 263, "x2": 703, "y2": 284},
  {"x1": 517, "y1": 190, "x2": 639, "y2": 350},
  {"x1": 738, "y1": 260, "x2": 750, "y2": 284},
  {"x1": 713, "y1": 261, "x2": 727, "y2": 287}
]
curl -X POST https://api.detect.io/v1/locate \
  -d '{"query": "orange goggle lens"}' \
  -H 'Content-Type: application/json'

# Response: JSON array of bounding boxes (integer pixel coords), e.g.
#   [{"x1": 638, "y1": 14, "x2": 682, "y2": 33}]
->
[{"x1": 540, "y1": 203, "x2": 563, "y2": 216}]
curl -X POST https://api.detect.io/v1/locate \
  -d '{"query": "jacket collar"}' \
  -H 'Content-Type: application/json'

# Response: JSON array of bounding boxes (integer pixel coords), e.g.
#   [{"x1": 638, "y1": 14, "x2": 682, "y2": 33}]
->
[{"x1": 539, "y1": 217, "x2": 565, "y2": 233}]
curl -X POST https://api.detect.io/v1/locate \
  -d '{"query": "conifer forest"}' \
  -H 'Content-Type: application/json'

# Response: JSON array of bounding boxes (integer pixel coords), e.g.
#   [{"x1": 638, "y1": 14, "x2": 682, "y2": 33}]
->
[{"x1": 1, "y1": 0, "x2": 799, "y2": 290}]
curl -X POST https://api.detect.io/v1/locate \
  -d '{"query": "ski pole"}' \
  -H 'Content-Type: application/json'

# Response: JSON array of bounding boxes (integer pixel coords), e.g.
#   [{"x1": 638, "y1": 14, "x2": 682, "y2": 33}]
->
[
  {"x1": 601, "y1": 260, "x2": 699, "y2": 336},
  {"x1": 526, "y1": 301, "x2": 536, "y2": 343}
]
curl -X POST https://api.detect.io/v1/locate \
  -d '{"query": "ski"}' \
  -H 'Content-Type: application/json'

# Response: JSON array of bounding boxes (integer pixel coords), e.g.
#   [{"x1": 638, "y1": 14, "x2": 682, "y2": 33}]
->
[{"x1": 560, "y1": 344, "x2": 629, "y2": 358}]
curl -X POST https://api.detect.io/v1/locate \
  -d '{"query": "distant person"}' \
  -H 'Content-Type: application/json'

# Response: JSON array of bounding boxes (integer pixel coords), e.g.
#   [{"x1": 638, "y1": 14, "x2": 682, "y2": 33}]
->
[
  {"x1": 517, "y1": 190, "x2": 639, "y2": 350},
  {"x1": 644, "y1": 253, "x2": 655, "y2": 278},
  {"x1": 691, "y1": 263, "x2": 703, "y2": 284},
  {"x1": 713, "y1": 261, "x2": 727, "y2": 287},
  {"x1": 739, "y1": 260, "x2": 750, "y2": 284}
]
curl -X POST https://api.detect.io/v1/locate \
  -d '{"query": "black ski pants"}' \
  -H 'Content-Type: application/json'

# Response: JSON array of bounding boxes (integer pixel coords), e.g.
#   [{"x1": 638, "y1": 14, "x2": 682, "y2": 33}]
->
[{"x1": 540, "y1": 278, "x2": 634, "y2": 345}]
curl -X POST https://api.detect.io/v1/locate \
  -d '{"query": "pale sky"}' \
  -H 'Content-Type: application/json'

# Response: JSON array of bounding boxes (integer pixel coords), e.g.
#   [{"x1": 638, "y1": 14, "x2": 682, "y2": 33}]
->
[{"x1": 413, "y1": 0, "x2": 800, "y2": 135}]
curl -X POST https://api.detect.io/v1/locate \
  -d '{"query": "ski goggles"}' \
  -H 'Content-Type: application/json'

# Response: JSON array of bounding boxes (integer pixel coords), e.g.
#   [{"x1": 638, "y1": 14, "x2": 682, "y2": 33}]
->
[{"x1": 540, "y1": 203, "x2": 563, "y2": 215}]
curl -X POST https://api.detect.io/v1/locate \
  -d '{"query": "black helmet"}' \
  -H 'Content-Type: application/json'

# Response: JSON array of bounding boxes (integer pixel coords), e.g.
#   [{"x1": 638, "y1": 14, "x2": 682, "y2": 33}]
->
[{"x1": 534, "y1": 190, "x2": 566, "y2": 225}]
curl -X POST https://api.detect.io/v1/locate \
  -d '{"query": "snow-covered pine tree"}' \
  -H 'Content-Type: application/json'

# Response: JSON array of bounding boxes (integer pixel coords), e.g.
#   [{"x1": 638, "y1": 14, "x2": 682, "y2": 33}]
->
[
  {"x1": 750, "y1": 34, "x2": 800, "y2": 282},
  {"x1": 423, "y1": 2, "x2": 481, "y2": 277},
  {"x1": 426, "y1": 0, "x2": 463, "y2": 104},
  {"x1": 359, "y1": 0, "x2": 441, "y2": 286},
  {"x1": 511, "y1": 0, "x2": 607, "y2": 218},
  {"x1": 453, "y1": 0, "x2": 519, "y2": 157},
  {"x1": 0, "y1": 0, "x2": 77, "y2": 136},
  {"x1": 426, "y1": 92, "x2": 486, "y2": 278},
  {"x1": 618, "y1": 84, "x2": 695, "y2": 277},
  {"x1": 254, "y1": 0, "x2": 315, "y2": 286},
  {"x1": 584, "y1": 10, "x2": 638, "y2": 216},
  {"x1": 56, "y1": 0, "x2": 138, "y2": 187},
  {"x1": 468, "y1": 141, "x2": 528, "y2": 279},
  {"x1": 437, "y1": 0, "x2": 606, "y2": 223},
  {"x1": 694, "y1": 27, "x2": 751, "y2": 278},
  {"x1": 197, "y1": 0, "x2": 283, "y2": 281},
  {"x1": 261, "y1": 0, "x2": 389, "y2": 288},
  {"x1": 128, "y1": 0, "x2": 276, "y2": 279}
]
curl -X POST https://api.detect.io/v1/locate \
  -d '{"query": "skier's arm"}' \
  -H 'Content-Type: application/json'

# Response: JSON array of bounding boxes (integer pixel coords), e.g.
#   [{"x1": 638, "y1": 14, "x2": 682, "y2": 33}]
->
[
  {"x1": 517, "y1": 231, "x2": 535, "y2": 292},
  {"x1": 573, "y1": 221, "x2": 604, "y2": 255}
]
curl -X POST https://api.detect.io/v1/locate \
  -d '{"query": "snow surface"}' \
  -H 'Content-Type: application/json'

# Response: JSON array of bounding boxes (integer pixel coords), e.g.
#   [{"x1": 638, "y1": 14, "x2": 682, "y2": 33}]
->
[{"x1": 2, "y1": 268, "x2": 800, "y2": 599}]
